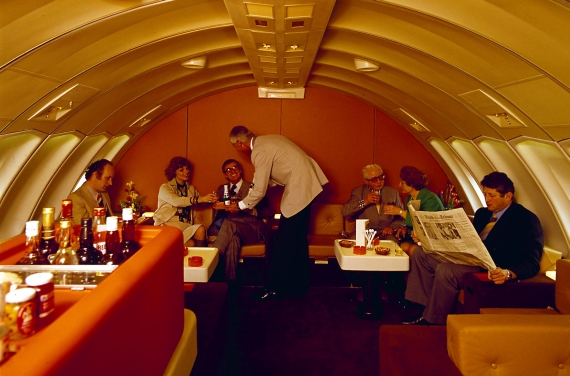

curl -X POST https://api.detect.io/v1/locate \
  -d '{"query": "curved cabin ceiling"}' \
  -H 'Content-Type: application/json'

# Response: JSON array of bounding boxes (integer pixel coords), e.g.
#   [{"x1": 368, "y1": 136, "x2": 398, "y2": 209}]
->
[{"x1": 1, "y1": 0, "x2": 569, "y2": 253}]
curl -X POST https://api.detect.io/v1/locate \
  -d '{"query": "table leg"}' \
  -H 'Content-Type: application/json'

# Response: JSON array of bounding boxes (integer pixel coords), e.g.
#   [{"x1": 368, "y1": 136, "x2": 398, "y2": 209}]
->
[{"x1": 357, "y1": 271, "x2": 383, "y2": 320}]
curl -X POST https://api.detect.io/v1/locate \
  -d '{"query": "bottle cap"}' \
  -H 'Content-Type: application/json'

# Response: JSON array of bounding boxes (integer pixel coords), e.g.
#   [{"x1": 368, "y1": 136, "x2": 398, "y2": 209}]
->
[
  {"x1": 61, "y1": 199, "x2": 73, "y2": 218},
  {"x1": 106, "y1": 216, "x2": 118, "y2": 231},
  {"x1": 93, "y1": 207, "x2": 106, "y2": 217},
  {"x1": 5, "y1": 288, "x2": 36, "y2": 304},
  {"x1": 82, "y1": 218, "x2": 92, "y2": 227},
  {"x1": 122, "y1": 207, "x2": 133, "y2": 221},
  {"x1": 25, "y1": 272, "x2": 54, "y2": 287},
  {"x1": 60, "y1": 220, "x2": 71, "y2": 229},
  {"x1": 25, "y1": 221, "x2": 40, "y2": 237}
]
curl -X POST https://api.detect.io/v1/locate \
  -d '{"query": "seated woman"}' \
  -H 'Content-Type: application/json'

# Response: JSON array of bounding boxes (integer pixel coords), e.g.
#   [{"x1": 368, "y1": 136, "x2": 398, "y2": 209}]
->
[
  {"x1": 153, "y1": 156, "x2": 217, "y2": 246},
  {"x1": 384, "y1": 166, "x2": 444, "y2": 256}
]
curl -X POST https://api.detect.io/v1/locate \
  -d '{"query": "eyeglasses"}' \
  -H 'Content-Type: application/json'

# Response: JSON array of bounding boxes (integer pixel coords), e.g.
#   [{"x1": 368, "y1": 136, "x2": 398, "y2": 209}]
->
[
  {"x1": 365, "y1": 174, "x2": 385, "y2": 183},
  {"x1": 224, "y1": 165, "x2": 240, "y2": 173}
]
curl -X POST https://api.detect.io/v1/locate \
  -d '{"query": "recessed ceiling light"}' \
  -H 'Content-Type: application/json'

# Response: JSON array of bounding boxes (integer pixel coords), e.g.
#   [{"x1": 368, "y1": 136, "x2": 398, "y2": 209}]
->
[
  {"x1": 181, "y1": 56, "x2": 207, "y2": 69},
  {"x1": 354, "y1": 58, "x2": 379, "y2": 72}
]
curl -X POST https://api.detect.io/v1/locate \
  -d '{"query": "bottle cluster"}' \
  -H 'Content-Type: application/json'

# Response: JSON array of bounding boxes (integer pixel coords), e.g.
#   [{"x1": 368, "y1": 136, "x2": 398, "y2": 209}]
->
[{"x1": 17, "y1": 200, "x2": 140, "y2": 267}]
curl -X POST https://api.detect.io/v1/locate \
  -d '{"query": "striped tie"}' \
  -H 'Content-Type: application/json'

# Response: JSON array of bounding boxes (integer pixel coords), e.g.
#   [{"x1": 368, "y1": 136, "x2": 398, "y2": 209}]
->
[
  {"x1": 479, "y1": 214, "x2": 497, "y2": 241},
  {"x1": 96, "y1": 192, "x2": 104, "y2": 207}
]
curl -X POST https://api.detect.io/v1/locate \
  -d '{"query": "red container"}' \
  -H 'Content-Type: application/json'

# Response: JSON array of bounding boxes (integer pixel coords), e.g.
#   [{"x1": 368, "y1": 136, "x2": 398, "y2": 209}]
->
[
  {"x1": 188, "y1": 256, "x2": 203, "y2": 267},
  {"x1": 353, "y1": 246, "x2": 366, "y2": 255}
]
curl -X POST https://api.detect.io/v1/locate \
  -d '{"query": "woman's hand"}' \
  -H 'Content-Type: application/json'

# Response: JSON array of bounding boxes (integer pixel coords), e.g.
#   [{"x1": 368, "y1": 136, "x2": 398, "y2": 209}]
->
[
  {"x1": 384, "y1": 205, "x2": 405, "y2": 218},
  {"x1": 200, "y1": 192, "x2": 218, "y2": 204},
  {"x1": 395, "y1": 226, "x2": 407, "y2": 240}
]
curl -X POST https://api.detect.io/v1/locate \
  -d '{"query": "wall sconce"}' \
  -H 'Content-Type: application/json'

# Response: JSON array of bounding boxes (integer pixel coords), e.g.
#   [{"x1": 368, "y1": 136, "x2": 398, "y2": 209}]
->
[
  {"x1": 181, "y1": 56, "x2": 207, "y2": 69},
  {"x1": 354, "y1": 58, "x2": 379, "y2": 72}
]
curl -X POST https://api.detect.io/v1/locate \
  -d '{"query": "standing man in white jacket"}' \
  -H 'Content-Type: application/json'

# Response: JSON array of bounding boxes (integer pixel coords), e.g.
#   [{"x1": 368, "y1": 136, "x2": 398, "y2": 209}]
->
[{"x1": 229, "y1": 125, "x2": 328, "y2": 300}]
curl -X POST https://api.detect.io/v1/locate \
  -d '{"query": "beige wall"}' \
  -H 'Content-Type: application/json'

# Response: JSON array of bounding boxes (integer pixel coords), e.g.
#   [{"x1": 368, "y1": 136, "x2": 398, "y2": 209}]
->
[{"x1": 110, "y1": 86, "x2": 449, "y2": 213}]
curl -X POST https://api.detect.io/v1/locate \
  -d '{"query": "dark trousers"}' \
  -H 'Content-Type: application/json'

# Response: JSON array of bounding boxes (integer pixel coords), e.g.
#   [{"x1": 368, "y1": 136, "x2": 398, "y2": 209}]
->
[{"x1": 266, "y1": 202, "x2": 313, "y2": 296}]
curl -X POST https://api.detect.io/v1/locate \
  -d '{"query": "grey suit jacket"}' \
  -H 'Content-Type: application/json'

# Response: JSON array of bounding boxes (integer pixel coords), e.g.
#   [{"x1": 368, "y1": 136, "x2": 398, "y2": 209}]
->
[
  {"x1": 68, "y1": 183, "x2": 112, "y2": 224},
  {"x1": 341, "y1": 184, "x2": 404, "y2": 236},
  {"x1": 242, "y1": 134, "x2": 328, "y2": 218}
]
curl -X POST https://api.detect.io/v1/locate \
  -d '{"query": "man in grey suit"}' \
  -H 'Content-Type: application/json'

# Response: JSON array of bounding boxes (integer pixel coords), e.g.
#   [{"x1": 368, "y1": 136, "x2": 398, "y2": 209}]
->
[
  {"x1": 69, "y1": 159, "x2": 115, "y2": 224},
  {"x1": 341, "y1": 164, "x2": 404, "y2": 241},
  {"x1": 229, "y1": 126, "x2": 328, "y2": 300},
  {"x1": 209, "y1": 159, "x2": 273, "y2": 283}
]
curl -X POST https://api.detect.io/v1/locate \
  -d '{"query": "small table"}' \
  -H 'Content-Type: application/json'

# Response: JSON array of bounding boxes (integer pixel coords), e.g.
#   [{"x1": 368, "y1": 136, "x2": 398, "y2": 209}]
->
[
  {"x1": 183, "y1": 247, "x2": 219, "y2": 282},
  {"x1": 334, "y1": 239, "x2": 409, "y2": 319}
]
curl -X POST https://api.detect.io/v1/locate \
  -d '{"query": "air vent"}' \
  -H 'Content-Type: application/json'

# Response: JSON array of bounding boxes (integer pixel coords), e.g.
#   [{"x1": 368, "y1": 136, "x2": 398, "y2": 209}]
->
[
  {"x1": 258, "y1": 87, "x2": 305, "y2": 99},
  {"x1": 459, "y1": 89, "x2": 526, "y2": 128},
  {"x1": 28, "y1": 84, "x2": 99, "y2": 122}
]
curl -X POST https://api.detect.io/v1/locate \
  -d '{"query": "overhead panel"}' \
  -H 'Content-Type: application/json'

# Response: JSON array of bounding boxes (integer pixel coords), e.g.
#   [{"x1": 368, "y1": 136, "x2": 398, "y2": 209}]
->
[{"x1": 224, "y1": 0, "x2": 336, "y2": 97}]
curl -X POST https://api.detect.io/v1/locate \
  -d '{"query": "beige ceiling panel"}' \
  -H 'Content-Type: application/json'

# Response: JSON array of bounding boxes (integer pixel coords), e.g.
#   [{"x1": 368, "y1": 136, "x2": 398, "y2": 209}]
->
[
  {"x1": 0, "y1": 69, "x2": 61, "y2": 128},
  {"x1": 64, "y1": 62, "x2": 254, "y2": 136},
  {"x1": 245, "y1": 2, "x2": 275, "y2": 17},
  {"x1": 497, "y1": 77, "x2": 570, "y2": 128},
  {"x1": 313, "y1": 49, "x2": 496, "y2": 140},
  {"x1": 378, "y1": 0, "x2": 570, "y2": 89},
  {"x1": 330, "y1": 0, "x2": 542, "y2": 88},
  {"x1": 10, "y1": 0, "x2": 232, "y2": 80},
  {"x1": 0, "y1": 0, "x2": 162, "y2": 67}
]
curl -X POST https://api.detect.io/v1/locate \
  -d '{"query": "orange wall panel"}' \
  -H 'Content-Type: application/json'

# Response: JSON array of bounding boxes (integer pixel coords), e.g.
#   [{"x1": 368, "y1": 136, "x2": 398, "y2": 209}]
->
[{"x1": 114, "y1": 87, "x2": 450, "y2": 213}]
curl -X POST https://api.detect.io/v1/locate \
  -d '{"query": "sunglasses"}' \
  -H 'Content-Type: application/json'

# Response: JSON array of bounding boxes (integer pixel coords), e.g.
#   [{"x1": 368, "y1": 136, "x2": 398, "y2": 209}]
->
[{"x1": 365, "y1": 174, "x2": 385, "y2": 183}]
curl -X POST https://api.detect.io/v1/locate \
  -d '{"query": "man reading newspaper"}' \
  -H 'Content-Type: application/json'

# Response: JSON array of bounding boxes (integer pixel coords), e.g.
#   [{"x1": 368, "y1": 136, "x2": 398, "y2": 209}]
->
[{"x1": 402, "y1": 172, "x2": 543, "y2": 325}]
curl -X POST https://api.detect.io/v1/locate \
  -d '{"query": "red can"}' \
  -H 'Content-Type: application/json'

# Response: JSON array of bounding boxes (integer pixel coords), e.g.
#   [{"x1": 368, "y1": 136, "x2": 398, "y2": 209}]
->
[{"x1": 25, "y1": 272, "x2": 55, "y2": 319}]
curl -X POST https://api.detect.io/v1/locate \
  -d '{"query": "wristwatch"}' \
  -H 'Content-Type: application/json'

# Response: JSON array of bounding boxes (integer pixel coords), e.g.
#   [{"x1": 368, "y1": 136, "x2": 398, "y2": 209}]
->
[
  {"x1": 399, "y1": 209, "x2": 403, "y2": 215},
  {"x1": 506, "y1": 269, "x2": 512, "y2": 280}
]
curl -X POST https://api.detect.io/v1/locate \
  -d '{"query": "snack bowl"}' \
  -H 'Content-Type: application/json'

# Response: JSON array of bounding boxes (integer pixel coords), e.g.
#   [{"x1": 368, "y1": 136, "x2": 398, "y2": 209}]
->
[
  {"x1": 374, "y1": 246, "x2": 390, "y2": 256},
  {"x1": 339, "y1": 240, "x2": 355, "y2": 248}
]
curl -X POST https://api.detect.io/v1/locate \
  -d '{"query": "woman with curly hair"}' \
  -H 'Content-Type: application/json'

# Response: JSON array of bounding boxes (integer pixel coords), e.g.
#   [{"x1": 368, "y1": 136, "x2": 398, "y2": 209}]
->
[
  {"x1": 384, "y1": 166, "x2": 444, "y2": 256},
  {"x1": 153, "y1": 156, "x2": 218, "y2": 246}
]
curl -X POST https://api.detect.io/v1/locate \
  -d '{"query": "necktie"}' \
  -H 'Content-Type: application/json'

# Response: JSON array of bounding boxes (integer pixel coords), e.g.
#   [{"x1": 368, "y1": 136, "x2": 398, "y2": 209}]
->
[
  {"x1": 479, "y1": 214, "x2": 497, "y2": 241},
  {"x1": 96, "y1": 192, "x2": 103, "y2": 207},
  {"x1": 230, "y1": 185, "x2": 237, "y2": 196}
]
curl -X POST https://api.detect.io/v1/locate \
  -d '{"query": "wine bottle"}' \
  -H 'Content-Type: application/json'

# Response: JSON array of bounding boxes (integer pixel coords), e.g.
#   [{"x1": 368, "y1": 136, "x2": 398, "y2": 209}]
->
[
  {"x1": 100, "y1": 216, "x2": 125, "y2": 265},
  {"x1": 53, "y1": 220, "x2": 79, "y2": 265},
  {"x1": 92, "y1": 206, "x2": 107, "y2": 255},
  {"x1": 223, "y1": 184, "x2": 230, "y2": 206},
  {"x1": 120, "y1": 208, "x2": 140, "y2": 260},
  {"x1": 60, "y1": 199, "x2": 79, "y2": 251},
  {"x1": 17, "y1": 221, "x2": 50, "y2": 265},
  {"x1": 77, "y1": 218, "x2": 102, "y2": 265},
  {"x1": 39, "y1": 207, "x2": 59, "y2": 260}
]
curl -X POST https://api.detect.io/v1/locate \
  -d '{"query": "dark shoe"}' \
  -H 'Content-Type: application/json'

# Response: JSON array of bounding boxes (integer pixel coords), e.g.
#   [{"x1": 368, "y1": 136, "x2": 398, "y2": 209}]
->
[
  {"x1": 249, "y1": 288, "x2": 282, "y2": 301},
  {"x1": 402, "y1": 312, "x2": 429, "y2": 325}
]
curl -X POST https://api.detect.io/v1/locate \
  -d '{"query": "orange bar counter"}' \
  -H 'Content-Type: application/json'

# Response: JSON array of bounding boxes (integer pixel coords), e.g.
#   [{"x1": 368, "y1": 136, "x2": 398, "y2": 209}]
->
[{"x1": 0, "y1": 226, "x2": 188, "y2": 375}]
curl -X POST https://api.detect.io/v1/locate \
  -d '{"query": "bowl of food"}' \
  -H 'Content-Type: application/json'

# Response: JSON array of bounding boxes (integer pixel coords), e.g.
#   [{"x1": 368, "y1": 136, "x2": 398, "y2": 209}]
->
[
  {"x1": 339, "y1": 240, "x2": 355, "y2": 248},
  {"x1": 374, "y1": 246, "x2": 391, "y2": 256}
]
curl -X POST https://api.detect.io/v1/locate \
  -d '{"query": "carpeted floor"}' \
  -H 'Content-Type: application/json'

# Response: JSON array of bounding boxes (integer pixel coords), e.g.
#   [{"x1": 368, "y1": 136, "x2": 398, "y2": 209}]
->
[{"x1": 222, "y1": 284, "x2": 421, "y2": 376}]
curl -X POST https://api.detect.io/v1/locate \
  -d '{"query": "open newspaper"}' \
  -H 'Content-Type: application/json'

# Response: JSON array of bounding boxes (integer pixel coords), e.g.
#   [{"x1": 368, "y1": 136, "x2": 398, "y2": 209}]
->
[{"x1": 408, "y1": 201, "x2": 496, "y2": 271}]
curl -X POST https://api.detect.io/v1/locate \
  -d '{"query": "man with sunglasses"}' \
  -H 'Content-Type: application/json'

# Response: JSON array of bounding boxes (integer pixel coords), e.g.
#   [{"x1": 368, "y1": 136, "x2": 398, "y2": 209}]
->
[
  {"x1": 209, "y1": 159, "x2": 273, "y2": 283},
  {"x1": 342, "y1": 164, "x2": 404, "y2": 241}
]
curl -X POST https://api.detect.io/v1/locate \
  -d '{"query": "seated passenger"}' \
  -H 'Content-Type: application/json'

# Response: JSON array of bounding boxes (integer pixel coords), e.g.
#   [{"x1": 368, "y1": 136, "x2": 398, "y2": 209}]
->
[
  {"x1": 69, "y1": 159, "x2": 115, "y2": 223},
  {"x1": 384, "y1": 166, "x2": 444, "y2": 256},
  {"x1": 153, "y1": 156, "x2": 217, "y2": 247},
  {"x1": 341, "y1": 164, "x2": 404, "y2": 241},
  {"x1": 402, "y1": 172, "x2": 544, "y2": 325},
  {"x1": 209, "y1": 159, "x2": 273, "y2": 283}
]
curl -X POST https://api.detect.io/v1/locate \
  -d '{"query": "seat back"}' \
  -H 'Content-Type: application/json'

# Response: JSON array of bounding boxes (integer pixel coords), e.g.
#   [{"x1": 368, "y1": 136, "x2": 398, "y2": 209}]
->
[
  {"x1": 308, "y1": 203, "x2": 344, "y2": 235},
  {"x1": 556, "y1": 259, "x2": 570, "y2": 314}
]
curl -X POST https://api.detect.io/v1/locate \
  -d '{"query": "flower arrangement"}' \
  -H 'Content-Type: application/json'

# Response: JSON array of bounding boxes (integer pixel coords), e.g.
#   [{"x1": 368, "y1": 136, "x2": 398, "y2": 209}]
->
[
  {"x1": 119, "y1": 181, "x2": 147, "y2": 216},
  {"x1": 438, "y1": 181, "x2": 464, "y2": 210}
]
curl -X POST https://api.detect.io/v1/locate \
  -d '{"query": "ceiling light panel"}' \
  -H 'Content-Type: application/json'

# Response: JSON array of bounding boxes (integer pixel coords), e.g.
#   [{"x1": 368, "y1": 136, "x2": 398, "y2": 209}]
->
[{"x1": 224, "y1": 0, "x2": 335, "y2": 92}]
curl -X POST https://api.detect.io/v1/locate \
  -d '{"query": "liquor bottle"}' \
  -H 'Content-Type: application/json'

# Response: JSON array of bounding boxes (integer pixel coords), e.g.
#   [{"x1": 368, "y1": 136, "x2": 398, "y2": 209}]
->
[
  {"x1": 39, "y1": 207, "x2": 59, "y2": 261},
  {"x1": 92, "y1": 207, "x2": 107, "y2": 255},
  {"x1": 60, "y1": 199, "x2": 79, "y2": 251},
  {"x1": 77, "y1": 218, "x2": 102, "y2": 265},
  {"x1": 120, "y1": 208, "x2": 140, "y2": 260},
  {"x1": 53, "y1": 220, "x2": 79, "y2": 265},
  {"x1": 17, "y1": 221, "x2": 50, "y2": 265},
  {"x1": 223, "y1": 184, "x2": 230, "y2": 206},
  {"x1": 100, "y1": 216, "x2": 125, "y2": 265}
]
